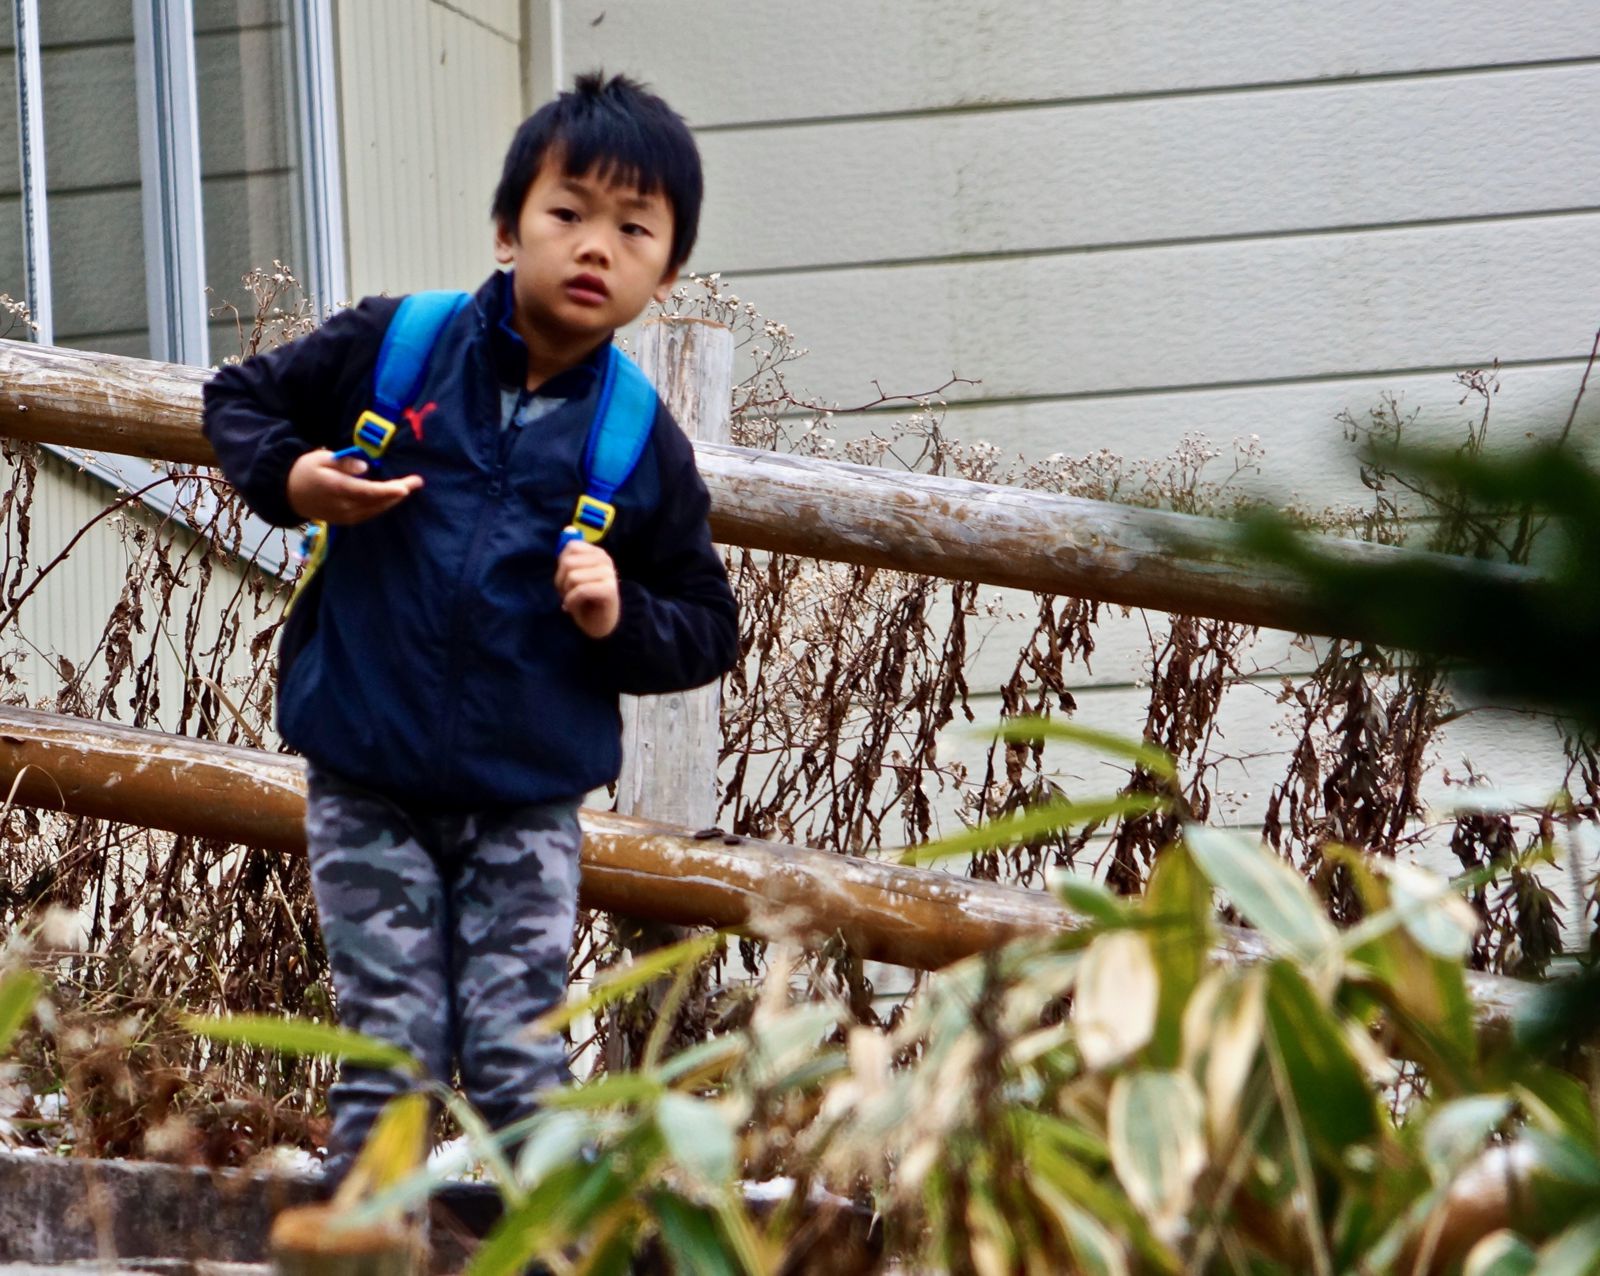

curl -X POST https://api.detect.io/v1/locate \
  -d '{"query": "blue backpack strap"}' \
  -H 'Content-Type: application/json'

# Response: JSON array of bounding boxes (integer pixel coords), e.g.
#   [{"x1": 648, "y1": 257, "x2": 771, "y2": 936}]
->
[
  {"x1": 558, "y1": 345, "x2": 659, "y2": 550},
  {"x1": 293, "y1": 289, "x2": 470, "y2": 613},
  {"x1": 333, "y1": 289, "x2": 471, "y2": 463}
]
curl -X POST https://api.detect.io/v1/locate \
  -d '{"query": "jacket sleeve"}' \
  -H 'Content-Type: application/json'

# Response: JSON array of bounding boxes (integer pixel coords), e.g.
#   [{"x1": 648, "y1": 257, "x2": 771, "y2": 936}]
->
[
  {"x1": 593, "y1": 411, "x2": 740, "y2": 695},
  {"x1": 201, "y1": 297, "x2": 400, "y2": 527}
]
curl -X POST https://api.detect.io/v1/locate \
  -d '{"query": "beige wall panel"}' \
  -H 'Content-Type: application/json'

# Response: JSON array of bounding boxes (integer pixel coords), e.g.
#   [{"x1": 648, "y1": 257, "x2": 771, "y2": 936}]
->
[
  {"x1": 557, "y1": 0, "x2": 1600, "y2": 127},
  {"x1": 439, "y1": 0, "x2": 520, "y2": 41},
  {"x1": 696, "y1": 66, "x2": 1600, "y2": 273},
  {"x1": 0, "y1": 455, "x2": 285, "y2": 742},
  {"x1": 900, "y1": 360, "x2": 1600, "y2": 508},
  {"x1": 337, "y1": 0, "x2": 522, "y2": 299},
  {"x1": 0, "y1": 44, "x2": 141, "y2": 194},
  {"x1": 197, "y1": 25, "x2": 293, "y2": 177},
  {"x1": 935, "y1": 681, "x2": 1572, "y2": 856},
  {"x1": 722, "y1": 214, "x2": 1600, "y2": 408}
]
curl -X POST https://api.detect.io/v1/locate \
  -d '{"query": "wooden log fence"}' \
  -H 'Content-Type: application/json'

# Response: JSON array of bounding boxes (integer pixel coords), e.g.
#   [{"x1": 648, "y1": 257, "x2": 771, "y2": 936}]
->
[
  {"x1": 0, "y1": 703, "x2": 1534, "y2": 1028},
  {"x1": 0, "y1": 336, "x2": 1539, "y2": 638}
]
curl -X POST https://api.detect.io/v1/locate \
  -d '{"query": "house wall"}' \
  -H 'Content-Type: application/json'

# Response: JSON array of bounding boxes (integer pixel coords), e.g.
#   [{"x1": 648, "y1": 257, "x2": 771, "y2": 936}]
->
[
  {"x1": 0, "y1": 0, "x2": 304, "y2": 360},
  {"x1": 333, "y1": 0, "x2": 525, "y2": 297},
  {"x1": 550, "y1": 1, "x2": 1600, "y2": 853}
]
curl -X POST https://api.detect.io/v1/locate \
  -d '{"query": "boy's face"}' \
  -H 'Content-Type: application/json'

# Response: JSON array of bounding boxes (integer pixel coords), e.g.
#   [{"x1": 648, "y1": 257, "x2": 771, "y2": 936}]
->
[{"x1": 494, "y1": 155, "x2": 677, "y2": 351}]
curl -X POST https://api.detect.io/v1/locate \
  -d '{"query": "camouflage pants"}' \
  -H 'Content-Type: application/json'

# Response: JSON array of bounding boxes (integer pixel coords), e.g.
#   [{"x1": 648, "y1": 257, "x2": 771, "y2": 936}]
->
[{"x1": 303, "y1": 764, "x2": 583, "y2": 1178}]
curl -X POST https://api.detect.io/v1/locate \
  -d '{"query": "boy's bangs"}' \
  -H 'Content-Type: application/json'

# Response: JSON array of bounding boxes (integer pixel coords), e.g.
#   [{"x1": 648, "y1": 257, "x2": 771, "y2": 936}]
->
[{"x1": 558, "y1": 132, "x2": 664, "y2": 200}]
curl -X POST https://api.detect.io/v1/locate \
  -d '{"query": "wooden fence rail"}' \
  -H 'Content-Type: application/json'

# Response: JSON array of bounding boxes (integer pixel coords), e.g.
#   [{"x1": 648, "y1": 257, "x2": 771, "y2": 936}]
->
[
  {"x1": 0, "y1": 703, "x2": 1533, "y2": 1027},
  {"x1": 0, "y1": 338, "x2": 1538, "y2": 637}
]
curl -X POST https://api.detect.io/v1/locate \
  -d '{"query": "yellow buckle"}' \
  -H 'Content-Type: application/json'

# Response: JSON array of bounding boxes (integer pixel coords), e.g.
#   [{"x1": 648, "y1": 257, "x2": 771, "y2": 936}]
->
[
  {"x1": 351, "y1": 410, "x2": 398, "y2": 458},
  {"x1": 570, "y1": 494, "x2": 616, "y2": 543}
]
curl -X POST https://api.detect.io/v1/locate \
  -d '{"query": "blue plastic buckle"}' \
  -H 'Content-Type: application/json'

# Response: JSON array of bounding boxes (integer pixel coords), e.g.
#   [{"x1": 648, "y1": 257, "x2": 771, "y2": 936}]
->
[{"x1": 332, "y1": 410, "x2": 398, "y2": 462}]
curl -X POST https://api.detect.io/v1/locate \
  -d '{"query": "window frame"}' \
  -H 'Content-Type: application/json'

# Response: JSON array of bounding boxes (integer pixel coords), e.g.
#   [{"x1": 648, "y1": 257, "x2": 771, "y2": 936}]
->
[{"x1": 10, "y1": 0, "x2": 348, "y2": 579}]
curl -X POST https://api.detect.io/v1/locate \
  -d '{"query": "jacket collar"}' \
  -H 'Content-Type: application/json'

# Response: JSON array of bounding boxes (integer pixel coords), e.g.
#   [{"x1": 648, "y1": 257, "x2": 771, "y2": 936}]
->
[{"x1": 477, "y1": 270, "x2": 610, "y2": 398}]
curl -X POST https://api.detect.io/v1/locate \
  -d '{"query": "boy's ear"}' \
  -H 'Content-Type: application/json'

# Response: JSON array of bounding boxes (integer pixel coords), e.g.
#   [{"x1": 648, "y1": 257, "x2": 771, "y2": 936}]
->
[
  {"x1": 492, "y1": 219, "x2": 517, "y2": 265},
  {"x1": 652, "y1": 265, "x2": 677, "y2": 305}
]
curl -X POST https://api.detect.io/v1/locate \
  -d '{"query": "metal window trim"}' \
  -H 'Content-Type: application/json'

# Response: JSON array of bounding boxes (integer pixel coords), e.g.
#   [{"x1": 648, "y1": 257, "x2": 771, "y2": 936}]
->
[
  {"x1": 289, "y1": 0, "x2": 348, "y2": 312},
  {"x1": 132, "y1": 0, "x2": 210, "y2": 368},
  {"x1": 11, "y1": 0, "x2": 52, "y2": 344}
]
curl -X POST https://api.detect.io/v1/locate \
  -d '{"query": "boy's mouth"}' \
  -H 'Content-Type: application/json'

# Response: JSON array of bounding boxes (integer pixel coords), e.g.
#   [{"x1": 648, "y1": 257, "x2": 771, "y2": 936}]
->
[{"x1": 564, "y1": 273, "x2": 610, "y2": 305}]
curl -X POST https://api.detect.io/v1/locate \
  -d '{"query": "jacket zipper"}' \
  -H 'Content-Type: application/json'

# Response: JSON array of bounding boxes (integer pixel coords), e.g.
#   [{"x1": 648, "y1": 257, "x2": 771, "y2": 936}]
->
[{"x1": 437, "y1": 388, "x2": 529, "y2": 780}]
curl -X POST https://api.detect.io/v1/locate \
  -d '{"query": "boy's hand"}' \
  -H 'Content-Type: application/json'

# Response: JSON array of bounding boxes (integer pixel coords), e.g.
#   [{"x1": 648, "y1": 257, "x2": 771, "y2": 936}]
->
[
  {"x1": 555, "y1": 541, "x2": 621, "y2": 638},
  {"x1": 287, "y1": 449, "x2": 423, "y2": 524}
]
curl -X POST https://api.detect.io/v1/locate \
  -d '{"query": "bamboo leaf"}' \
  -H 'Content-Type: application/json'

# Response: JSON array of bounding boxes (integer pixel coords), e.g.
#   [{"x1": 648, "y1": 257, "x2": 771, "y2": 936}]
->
[
  {"x1": 514, "y1": 1108, "x2": 600, "y2": 1189},
  {"x1": 990, "y1": 716, "x2": 1179, "y2": 781},
  {"x1": 332, "y1": 1091, "x2": 430, "y2": 1212},
  {"x1": 1180, "y1": 968, "x2": 1265, "y2": 1148},
  {"x1": 1107, "y1": 1070, "x2": 1206, "y2": 1243},
  {"x1": 1423, "y1": 1094, "x2": 1514, "y2": 1179},
  {"x1": 1463, "y1": 1231, "x2": 1539, "y2": 1276},
  {"x1": 467, "y1": 1157, "x2": 628, "y2": 1276},
  {"x1": 652, "y1": 1191, "x2": 743, "y2": 1276},
  {"x1": 1144, "y1": 846, "x2": 1212, "y2": 1066},
  {"x1": 543, "y1": 1072, "x2": 665, "y2": 1111},
  {"x1": 183, "y1": 1013, "x2": 419, "y2": 1073},
  {"x1": 1184, "y1": 824, "x2": 1339, "y2": 967},
  {"x1": 899, "y1": 795, "x2": 1163, "y2": 865},
  {"x1": 1048, "y1": 871, "x2": 1132, "y2": 926},
  {"x1": 1263, "y1": 961, "x2": 1379, "y2": 1157},
  {"x1": 0, "y1": 969, "x2": 41, "y2": 1055},
  {"x1": 529, "y1": 932, "x2": 721, "y2": 1037},
  {"x1": 1031, "y1": 1177, "x2": 1132, "y2": 1276},
  {"x1": 1378, "y1": 860, "x2": 1480, "y2": 961},
  {"x1": 656, "y1": 1092, "x2": 737, "y2": 1191},
  {"x1": 1534, "y1": 1215, "x2": 1600, "y2": 1276},
  {"x1": 1073, "y1": 930, "x2": 1160, "y2": 1070}
]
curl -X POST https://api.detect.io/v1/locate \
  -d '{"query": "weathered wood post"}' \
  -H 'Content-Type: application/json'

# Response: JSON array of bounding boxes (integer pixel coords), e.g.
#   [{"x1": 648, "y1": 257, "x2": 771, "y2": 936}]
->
[
  {"x1": 606, "y1": 315, "x2": 734, "y2": 1069},
  {"x1": 617, "y1": 315, "x2": 734, "y2": 828}
]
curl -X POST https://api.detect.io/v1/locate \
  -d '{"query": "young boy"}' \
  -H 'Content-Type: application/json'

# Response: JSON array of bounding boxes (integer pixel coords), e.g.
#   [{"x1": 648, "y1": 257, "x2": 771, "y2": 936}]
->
[{"x1": 202, "y1": 73, "x2": 739, "y2": 1178}]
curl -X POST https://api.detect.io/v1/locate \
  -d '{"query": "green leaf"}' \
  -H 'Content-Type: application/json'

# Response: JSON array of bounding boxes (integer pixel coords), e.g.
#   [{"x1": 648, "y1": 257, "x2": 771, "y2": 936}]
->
[
  {"x1": 1049, "y1": 871, "x2": 1132, "y2": 926},
  {"x1": 1031, "y1": 1178, "x2": 1132, "y2": 1276},
  {"x1": 531, "y1": 932, "x2": 722, "y2": 1036},
  {"x1": 1377, "y1": 860, "x2": 1479, "y2": 961},
  {"x1": 0, "y1": 969, "x2": 41, "y2": 1055},
  {"x1": 1262, "y1": 961, "x2": 1379, "y2": 1157},
  {"x1": 651, "y1": 1191, "x2": 743, "y2": 1276},
  {"x1": 1535, "y1": 1214, "x2": 1600, "y2": 1276},
  {"x1": 659, "y1": 1033, "x2": 746, "y2": 1085},
  {"x1": 183, "y1": 1013, "x2": 419, "y2": 1073},
  {"x1": 1516, "y1": 1069, "x2": 1600, "y2": 1144},
  {"x1": 1073, "y1": 930, "x2": 1160, "y2": 1070},
  {"x1": 467, "y1": 1155, "x2": 629, "y2": 1276},
  {"x1": 514, "y1": 1108, "x2": 600, "y2": 1188},
  {"x1": 1423, "y1": 1094, "x2": 1513, "y2": 1179},
  {"x1": 990, "y1": 716, "x2": 1179, "y2": 781},
  {"x1": 899, "y1": 794, "x2": 1163, "y2": 865},
  {"x1": 656, "y1": 1092, "x2": 736, "y2": 1190},
  {"x1": 1184, "y1": 824, "x2": 1338, "y2": 967},
  {"x1": 1464, "y1": 1230, "x2": 1540, "y2": 1276},
  {"x1": 1180, "y1": 968, "x2": 1265, "y2": 1148},
  {"x1": 543, "y1": 1071, "x2": 665, "y2": 1111},
  {"x1": 1143, "y1": 847, "x2": 1213, "y2": 1066},
  {"x1": 1107, "y1": 1070, "x2": 1206, "y2": 1241}
]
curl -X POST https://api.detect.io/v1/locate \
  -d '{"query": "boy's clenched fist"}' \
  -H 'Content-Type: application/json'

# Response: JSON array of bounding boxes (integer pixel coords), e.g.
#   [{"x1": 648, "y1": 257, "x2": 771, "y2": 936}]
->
[{"x1": 555, "y1": 540, "x2": 620, "y2": 638}]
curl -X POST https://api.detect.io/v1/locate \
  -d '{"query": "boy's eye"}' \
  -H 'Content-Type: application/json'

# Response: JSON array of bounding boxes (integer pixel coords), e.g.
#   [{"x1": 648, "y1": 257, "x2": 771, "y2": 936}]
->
[
  {"x1": 551, "y1": 207, "x2": 579, "y2": 223},
  {"x1": 621, "y1": 223, "x2": 649, "y2": 237}
]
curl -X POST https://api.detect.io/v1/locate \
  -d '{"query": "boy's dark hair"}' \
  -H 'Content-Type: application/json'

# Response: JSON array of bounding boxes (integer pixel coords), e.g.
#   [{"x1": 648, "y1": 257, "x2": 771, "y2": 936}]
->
[{"x1": 492, "y1": 71, "x2": 703, "y2": 271}]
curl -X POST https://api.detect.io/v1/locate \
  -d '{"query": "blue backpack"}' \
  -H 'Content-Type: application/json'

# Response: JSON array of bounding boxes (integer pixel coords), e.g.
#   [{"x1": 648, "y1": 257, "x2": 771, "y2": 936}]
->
[{"x1": 291, "y1": 289, "x2": 658, "y2": 607}]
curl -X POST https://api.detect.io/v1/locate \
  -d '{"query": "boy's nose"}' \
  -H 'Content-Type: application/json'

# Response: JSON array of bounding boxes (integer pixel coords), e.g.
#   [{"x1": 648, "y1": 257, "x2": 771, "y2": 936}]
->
[{"x1": 576, "y1": 234, "x2": 613, "y2": 268}]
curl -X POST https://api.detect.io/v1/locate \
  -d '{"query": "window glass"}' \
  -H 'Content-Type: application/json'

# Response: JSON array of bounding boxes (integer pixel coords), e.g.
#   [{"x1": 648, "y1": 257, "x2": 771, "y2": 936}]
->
[
  {"x1": 194, "y1": 0, "x2": 303, "y2": 361},
  {"x1": 37, "y1": 2, "x2": 151, "y2": 357},
  {"x1": 0, "y1": 4, "x2": 30, "y2": 337}
]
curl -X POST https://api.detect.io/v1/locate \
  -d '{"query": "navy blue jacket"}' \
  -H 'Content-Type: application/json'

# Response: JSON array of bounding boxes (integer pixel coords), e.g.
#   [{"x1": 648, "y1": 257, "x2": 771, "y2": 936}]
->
[{"x1": 202, "y1": 271, "x2": 739, "y2": 810}]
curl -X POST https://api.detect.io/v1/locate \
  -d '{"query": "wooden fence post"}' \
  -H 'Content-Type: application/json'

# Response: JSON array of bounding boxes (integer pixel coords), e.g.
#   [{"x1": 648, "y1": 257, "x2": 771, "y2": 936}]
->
[
  {"x1": 606, "y1": 315, "x2": 734, "y2": 1069},
  {"x1": 616, "y1": 316, "x2": 734, "y2": 828}
]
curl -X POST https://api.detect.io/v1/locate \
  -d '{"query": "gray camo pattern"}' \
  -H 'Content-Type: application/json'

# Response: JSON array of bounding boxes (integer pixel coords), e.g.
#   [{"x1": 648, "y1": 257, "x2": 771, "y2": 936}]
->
[{"x1": 303, "y1": 763, "x2": 582, "y2": 1178}]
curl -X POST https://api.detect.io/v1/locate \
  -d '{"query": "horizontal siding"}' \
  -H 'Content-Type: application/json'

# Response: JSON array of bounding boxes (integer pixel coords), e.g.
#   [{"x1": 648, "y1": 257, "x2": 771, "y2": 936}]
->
[
  {"x1": 559, "y1": 0, "x2": 1600, "y2": 128},
  {"x1": 697, "y1": 65, "x2": 1600, "y2": 273},
  {"x1": 1, "y1": 452, "x2": 286, "y2": 742},
  {"x1": 337, "y1": 0, "x2": 524, "y2": 299},
  {"x1": 721, "y1": 214, "x2": 1600, "y2": 408},
  {"x1": 922, "y1": 360, "x2": 1600, "y2": 510}
]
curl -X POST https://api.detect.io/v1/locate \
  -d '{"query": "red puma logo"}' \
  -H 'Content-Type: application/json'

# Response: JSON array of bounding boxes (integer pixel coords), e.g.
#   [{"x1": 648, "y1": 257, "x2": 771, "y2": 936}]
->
[{"x1": 403, "y1": 401, "x2": 438, "y2": 441}]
